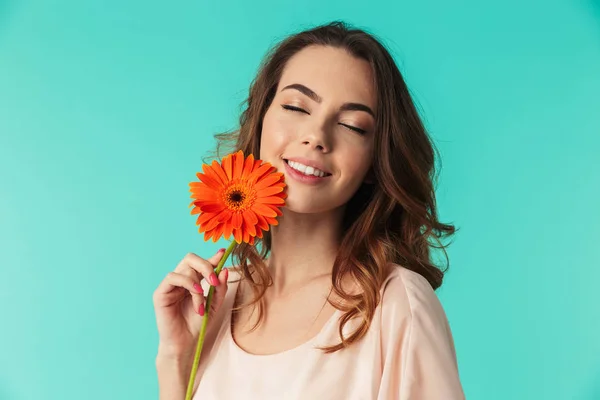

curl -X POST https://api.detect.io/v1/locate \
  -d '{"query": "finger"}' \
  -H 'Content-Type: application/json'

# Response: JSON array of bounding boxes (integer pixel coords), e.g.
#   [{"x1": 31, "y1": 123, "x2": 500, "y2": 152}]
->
[
  {"x1": 205, "y1": 248, "x2": 227, "y2": 268},
  {"x1": 193, "y1": 293, "x2": 206, "y2": 317},
  {"x1": 154, "y1": 271, "x2": 204, "y2": 299},
  {"x1": 154, "y1": 272, "x2": 206, "y2": 314},
  {"x1": 175, "y1": 250, "x2": 226, "y2": 287},
  {"x1": 210, "y1": 267, "x2": 229, "y2": 314}
]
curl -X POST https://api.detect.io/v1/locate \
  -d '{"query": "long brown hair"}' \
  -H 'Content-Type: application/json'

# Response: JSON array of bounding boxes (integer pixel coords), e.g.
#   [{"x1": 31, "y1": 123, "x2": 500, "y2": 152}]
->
[{"x1": 203, "y1": 20, "x2": 458, "y2": 353}]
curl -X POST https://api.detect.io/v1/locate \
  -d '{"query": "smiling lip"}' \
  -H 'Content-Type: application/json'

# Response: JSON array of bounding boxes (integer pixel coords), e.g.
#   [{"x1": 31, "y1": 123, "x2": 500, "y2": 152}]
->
[
  {"x1": 284, "y1": 160, "x2": 332, "y2": 185},
  {"x1": 283, "y1": 157, "x2": 332, "y2": 175}
]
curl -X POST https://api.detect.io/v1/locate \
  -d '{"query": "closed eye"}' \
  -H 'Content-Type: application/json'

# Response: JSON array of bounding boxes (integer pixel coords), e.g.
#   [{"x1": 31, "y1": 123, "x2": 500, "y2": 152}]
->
[
  {"x1": 281, "y1": 104, "x2": 367, "y2": 135},
  {"x1": 281, "y1": 104, "x2": 309, "y2": 114},
  {"x1": 339, "y1": 124, "x2": 367, "y2": 135}
]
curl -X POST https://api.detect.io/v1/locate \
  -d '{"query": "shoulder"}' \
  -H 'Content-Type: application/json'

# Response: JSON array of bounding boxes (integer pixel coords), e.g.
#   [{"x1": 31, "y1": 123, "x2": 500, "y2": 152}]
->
[
  {"x1": 377, "y1": 264, "x2": 464, "y2": 399},
  {"x1": 379, "y1": 263, "x2": 452, "y2": 336},
  {"x1": 380, "y1": 263, "x2": 439, "y2": 310}
]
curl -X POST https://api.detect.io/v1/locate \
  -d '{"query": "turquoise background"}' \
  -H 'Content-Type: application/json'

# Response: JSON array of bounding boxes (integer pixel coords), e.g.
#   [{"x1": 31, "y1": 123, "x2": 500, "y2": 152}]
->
[{"x1": 1, "y1": 1, "x2": 599, "y2": 399}]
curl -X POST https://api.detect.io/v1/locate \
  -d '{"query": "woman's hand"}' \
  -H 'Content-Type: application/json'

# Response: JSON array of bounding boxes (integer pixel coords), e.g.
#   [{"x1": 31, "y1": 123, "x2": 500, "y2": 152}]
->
[{"x1": 153, "y1": 249, "x2": 229, "y2": 358}]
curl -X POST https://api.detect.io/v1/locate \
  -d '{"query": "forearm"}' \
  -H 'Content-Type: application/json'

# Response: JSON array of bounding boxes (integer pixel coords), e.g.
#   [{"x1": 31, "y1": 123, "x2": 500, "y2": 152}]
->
[{"x1": 156, "y1": 350, "x2": 194, "y2": 400}]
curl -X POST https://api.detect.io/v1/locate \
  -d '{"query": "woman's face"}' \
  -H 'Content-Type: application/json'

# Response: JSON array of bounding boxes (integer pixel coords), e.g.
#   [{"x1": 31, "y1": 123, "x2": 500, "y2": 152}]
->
[{"x1": 260, "y1": 45, "x2": 377, "y2": 214}]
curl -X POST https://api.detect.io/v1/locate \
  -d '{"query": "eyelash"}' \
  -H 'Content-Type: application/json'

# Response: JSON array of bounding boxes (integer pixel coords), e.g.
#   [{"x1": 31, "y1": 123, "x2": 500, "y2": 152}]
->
[{"x1": 281, "y1": 104, "x2": 367, "y2": 135}]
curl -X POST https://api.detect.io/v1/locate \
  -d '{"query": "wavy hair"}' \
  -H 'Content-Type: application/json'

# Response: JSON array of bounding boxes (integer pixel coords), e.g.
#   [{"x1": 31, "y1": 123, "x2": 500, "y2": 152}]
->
[{"x1": 203, "y1": 20, "x2": 458, "y2": 353}]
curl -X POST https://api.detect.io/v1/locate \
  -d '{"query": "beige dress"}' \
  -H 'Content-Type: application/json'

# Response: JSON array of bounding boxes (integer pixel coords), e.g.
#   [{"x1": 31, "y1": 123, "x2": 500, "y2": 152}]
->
[{"x1": 192, "y1": 264, "x2": 465, "y2": 400}]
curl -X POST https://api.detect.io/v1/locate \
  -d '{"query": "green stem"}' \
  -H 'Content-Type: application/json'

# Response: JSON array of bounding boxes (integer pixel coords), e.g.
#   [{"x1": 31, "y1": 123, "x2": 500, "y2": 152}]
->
[{"x1": 185, "y1": 240, "x2": 237, "y2": 400}]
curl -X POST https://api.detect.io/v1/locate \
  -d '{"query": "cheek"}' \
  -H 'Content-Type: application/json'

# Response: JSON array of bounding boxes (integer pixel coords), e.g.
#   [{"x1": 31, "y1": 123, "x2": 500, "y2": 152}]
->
[
  {"x1": 260, "y1": 110, "x2": 291, "y2": 160},
  {"x1": 341, "y1": 146, "x2": 372, "y2": 177},
  {"x1": 262, "y1": 112, "x2": 293, "y2": 146}
]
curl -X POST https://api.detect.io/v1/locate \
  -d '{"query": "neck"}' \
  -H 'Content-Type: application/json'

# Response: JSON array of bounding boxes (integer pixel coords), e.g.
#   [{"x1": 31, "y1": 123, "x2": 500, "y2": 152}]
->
[{"x1": 266, "y1": 205, "x2": 345, "y2": 294}]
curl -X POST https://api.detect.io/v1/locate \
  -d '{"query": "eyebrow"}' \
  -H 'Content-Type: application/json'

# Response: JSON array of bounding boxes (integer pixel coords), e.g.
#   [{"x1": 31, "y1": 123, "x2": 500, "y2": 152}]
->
[{"x1": 281, "y1": 83, "x2": 375, "y2": 118}]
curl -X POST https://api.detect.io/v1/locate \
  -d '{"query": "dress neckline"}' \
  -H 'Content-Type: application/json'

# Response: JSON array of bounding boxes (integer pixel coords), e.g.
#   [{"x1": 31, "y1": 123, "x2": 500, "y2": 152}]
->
[{"x1": 225, "y1": 273, "x2": 342, "y2": 358}]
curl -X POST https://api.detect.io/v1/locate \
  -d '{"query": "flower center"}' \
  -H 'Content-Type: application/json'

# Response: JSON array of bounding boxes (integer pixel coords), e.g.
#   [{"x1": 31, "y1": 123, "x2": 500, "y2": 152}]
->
[
  {"x1": 229, "y1": 190, "x2": 244, "y2": 203},
  {"x1": 223, "y1": 183, "x2": 255, "y2": 211}
]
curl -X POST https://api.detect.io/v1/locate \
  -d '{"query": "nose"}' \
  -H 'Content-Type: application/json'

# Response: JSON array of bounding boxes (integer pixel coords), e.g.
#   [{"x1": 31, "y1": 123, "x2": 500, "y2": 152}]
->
[{"x1": 300, "y1": 123, "x2": 331, "y2": 152}]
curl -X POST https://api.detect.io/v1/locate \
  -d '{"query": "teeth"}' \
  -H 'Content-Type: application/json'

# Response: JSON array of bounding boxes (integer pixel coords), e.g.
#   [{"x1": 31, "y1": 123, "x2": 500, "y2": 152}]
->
[{"x1": 288, "y1": 160, "x2": 327, "y2": 177}]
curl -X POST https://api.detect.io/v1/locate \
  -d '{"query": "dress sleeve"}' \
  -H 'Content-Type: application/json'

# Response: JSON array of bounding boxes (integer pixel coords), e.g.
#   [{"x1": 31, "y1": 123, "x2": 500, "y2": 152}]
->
[{"x1": 378, "y1": 267, "x2": 465, "y2": 400}]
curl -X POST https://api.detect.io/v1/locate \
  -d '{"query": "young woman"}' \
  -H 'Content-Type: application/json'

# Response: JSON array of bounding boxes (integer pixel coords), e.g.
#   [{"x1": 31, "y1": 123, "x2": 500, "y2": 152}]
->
[{"x1": 154, "y1": 21, "x2": 465, "y2": 399}]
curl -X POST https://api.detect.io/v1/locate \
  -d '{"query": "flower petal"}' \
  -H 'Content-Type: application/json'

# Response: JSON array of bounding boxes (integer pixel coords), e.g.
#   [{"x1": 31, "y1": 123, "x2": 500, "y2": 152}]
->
[
  {"x1": 189, "y1": 181, "x2": 211, "y2": 188},
  {"x1": 200, "y1": 203, "x2": 226, "y2": 213},
  {"x1": 233, "y1": 150, "x2": 245, "y2": 180},
  {"x1": 265, "y1": 216, "x2": 279, "y2": 226},
  {"x1": 260, "y1": 196, "x2": 285, "y2": 205},
  {"x1": 269, "y1": 204, "x2": 283, "y2": 216},
  {"x1": 244, "y1": 218, "x2": 256, "y2": 236},
  {"x1": 196, "y1": 211, "x2": 218, "y2": 226},
  {"x1": 256, "y1": 213, "x2": 269, "y2": 231},
  {"x1": 259, "y1": 166, "x2": 277, "y2": 182},
  {"x1": 242, "y1": 209, "x2": 258, "y2": 226},
  {"x1": 201, "y1": 215, "x2": 223, "y2": 232},
  {"x1": 257, "y1": 186, "x2": 284, "y2": 197},
  {"x1": 190, "y1": 206, "x2": 202, "y2": 215},
  {"x1": 202, "y1": 163, "x2": 226, "y2": 187},
  {"x1": 247, "y1": 163, "x2": 272, "y2": 184},
  {"x1": 241, "y1": 154, "x2": 255, "y2": 180},
  {"x1": 215, "y1": 208, "x2": 233, "y2": 223},
  {"x1": 223, "y1": 153, "x2": 233, "y2": 181},
  {"x1": 255, "y1": 173, "x2": 283, "y2": 190},
  {"x1": 223, "y1": 220, "x2": 234, "y2": 240},
  {"x1": 195, "y1": 171, "x2": 221, "y2": 189},
  {"x1": 190, "y1": 186, "x2": 219, "y2": 200},
  {"x1": 233, "y1": 228, "x2": 242, "y2": 244},
  {"x1": 211, "y1": 160, "x2": 229, "y2": 184},
  {"x1": 204, "y1": 227, "x2": 216, "y2": 241},
  {"x1": 232, "y1": 212, "x2": 243, "y2": 229},
  {"x1": 251, "y1": 202, "x2": 277, "y2": 218},
  {"x1": 211, "y1": 224, "x2": 225, "y2": 242}
]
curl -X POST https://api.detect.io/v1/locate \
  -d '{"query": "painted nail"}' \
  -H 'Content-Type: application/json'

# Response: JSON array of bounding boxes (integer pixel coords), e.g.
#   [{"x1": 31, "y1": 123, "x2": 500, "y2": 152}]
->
[
  {"x1": 193, "y1": 283, "x2": 203, "y2": 293},
  {"x1": 209, "y1": 273, "x2": 219, "y2": 286},
  {"x1": 218, "y1": 248, "x2": 226, "y2": 254},
  {"x1": 198, "y1": 303, "x2": 205, "y2": 316}
]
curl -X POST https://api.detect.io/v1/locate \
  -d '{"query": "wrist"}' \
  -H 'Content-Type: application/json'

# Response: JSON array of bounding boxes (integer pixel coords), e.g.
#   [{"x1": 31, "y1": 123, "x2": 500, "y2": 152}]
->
[
  {"x1": 155, "y1": 353, "x2": 193, "y2": 381},
  {"x1": 156, "y1": 343, "x2": 194, "y2": 364}
]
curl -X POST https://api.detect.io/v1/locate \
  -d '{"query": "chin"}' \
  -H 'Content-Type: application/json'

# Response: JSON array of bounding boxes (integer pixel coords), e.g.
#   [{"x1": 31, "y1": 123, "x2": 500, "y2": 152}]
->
[{"x1": 280, "y1": 198, "x2": 335, "y2": 215}]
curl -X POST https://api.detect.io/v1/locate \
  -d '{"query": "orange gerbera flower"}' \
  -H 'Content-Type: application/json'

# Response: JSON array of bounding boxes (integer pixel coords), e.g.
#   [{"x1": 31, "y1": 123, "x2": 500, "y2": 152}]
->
[{"x1": 188, "y1": 150, "x2": 287, "y2": 245}]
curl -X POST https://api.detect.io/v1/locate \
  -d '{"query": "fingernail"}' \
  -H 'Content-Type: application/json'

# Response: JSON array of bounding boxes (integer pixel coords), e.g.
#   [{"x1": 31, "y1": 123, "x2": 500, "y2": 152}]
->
[
  {"x1": 218, "y1": 248, "x2": 226, "y2": 254},
  {"x1": 193, "y1": 283, "x2": 203, "y2": 294},
  {"x1": 198, "y1": 303, "x2": 205, "y2": 316},
  {"x1": 209, "y1": 273, "x2": 219, "y2": 286}
]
